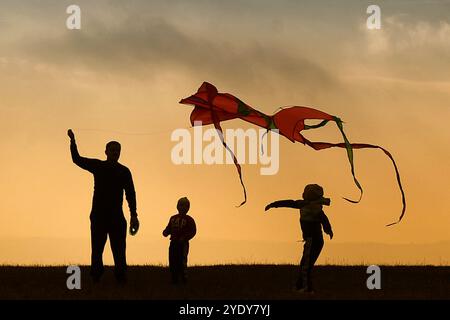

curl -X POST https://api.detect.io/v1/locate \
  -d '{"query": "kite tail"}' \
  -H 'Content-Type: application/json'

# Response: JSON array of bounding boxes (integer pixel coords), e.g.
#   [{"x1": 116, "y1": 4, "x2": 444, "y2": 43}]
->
[
  {"x1": 208, "y1": 113, "x2": 247, "y2": 207},
  {"x1": 342, "y1": 143, "x2": 405, "y2": 226},
  {"x1": 333, "y1": 117, "x2": 405, "y2": 226},
  {"x1": 303, "y1": 117, "x2": 364, "y2": 205},
  {"x1": 334, "y1": 117, "x2": 364, "y2": 204},
  {"x1": 303, "y1": 128, "x2": 406, "y2": 226},
  {"x1": 260, "y1": 129, "x2": 270, "y2": 155},
  {"x1": 366, "y1": 145, "x2": 406, "y2": 226}
]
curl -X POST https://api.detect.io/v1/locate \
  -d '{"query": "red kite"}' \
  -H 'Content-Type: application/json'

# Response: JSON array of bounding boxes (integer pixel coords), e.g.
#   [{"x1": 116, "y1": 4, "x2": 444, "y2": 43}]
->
[{"x1": 179, "y1": 82, "x2": 406, "y2": 226}]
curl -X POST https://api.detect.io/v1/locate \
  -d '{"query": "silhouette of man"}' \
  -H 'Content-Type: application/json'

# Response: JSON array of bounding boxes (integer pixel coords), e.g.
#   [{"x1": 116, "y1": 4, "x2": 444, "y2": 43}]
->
[{"x1": 67, "y1": 129, "x2": 139, "y2": 283}]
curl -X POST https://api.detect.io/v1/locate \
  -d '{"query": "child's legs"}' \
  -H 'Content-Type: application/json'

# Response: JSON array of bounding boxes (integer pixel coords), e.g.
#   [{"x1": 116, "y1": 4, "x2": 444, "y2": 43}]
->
[
  {"x1": 169, "y1": 241, "x2": 184, "y2": 283},
  {"x1": 297, "y1": 235, "x2": 324, "y2": 290},
  {"x1": 169, "y1": 241, "x2": 178, "y2": 282},
  {"x1": 310, "y1": 236, "x2": 324, "y2": 266},
  {"x1": 297, "y1": 237, "x2": 313, "y2": 289},
  {"x1": 180, "y1": 241, "x2": 190, "y2": 282},
  {"x1": 307, "y1": 236, "x2": 324, "y2": 289}
]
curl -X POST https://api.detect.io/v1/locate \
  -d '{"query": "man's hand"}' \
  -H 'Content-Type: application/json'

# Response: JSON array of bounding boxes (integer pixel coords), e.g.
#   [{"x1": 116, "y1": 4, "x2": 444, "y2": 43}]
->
[
  {"x1": 67, "y1": 129, "x2": 75, "y2": 141},
  {"x1": 129, "y1": 216, "x2": 140, "y2": 236},
  {"x1": 327, "y1": 230, "x2": 334, "y2": 240}
]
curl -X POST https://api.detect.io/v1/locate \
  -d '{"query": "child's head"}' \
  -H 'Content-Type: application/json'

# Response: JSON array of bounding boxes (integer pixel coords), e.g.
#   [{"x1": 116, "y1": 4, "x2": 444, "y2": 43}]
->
[
  {"x1": 302, "y1": 184, "x2": 324, "y2": 201},
  {"x1": 177, "y1": 197, "x2": 190, "y2": 215}
]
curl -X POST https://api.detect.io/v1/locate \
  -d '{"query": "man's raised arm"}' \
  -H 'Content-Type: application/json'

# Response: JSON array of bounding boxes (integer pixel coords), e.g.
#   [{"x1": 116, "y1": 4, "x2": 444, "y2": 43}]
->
[{"x1": 67, "y1": 129, "x2": 98, "y2": 173}]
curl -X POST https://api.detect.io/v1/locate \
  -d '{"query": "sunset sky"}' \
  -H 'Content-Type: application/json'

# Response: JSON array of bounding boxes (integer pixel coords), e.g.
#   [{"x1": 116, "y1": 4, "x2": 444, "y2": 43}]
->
[{"x1": 1, "y1": 0, "x2": 449, "y2": 266}]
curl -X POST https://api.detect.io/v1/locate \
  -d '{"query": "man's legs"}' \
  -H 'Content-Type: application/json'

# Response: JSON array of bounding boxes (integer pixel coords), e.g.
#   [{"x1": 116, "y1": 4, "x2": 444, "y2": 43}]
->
[
  {"x1": 90, "y1": 219, "x2": 108, "y2": 282},
  {"x1": 109, "y1": 216, "x2": 127, "y2": 283}
]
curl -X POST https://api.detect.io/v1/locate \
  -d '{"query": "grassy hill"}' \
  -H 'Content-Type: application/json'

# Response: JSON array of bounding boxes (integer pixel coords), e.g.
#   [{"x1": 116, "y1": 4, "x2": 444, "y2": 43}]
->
[{"x1": 0, "y1": 265, "x2": 449, "y2": 300}]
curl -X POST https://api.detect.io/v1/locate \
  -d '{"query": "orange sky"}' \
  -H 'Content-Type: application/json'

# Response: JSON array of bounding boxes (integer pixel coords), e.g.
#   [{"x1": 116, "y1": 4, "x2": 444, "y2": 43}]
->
[{"x1": 1, "y1": 0, "x2": 449, "y2": 265}]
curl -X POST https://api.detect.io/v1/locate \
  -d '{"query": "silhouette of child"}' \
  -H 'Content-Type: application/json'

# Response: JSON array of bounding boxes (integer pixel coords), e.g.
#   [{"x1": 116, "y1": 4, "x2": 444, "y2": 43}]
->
[
  {"x1": 265, "y1": 184, "x2": 333, "y2": 293},
  {"x1": 163, "y1": 197, "x2": 197, "y2": 284}
]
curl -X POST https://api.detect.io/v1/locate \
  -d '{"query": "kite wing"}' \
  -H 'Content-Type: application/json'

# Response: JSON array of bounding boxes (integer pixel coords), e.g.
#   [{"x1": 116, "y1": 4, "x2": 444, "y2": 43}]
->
[{"x1": 179, "y1": 82, "x2": 406, "y2": 225}]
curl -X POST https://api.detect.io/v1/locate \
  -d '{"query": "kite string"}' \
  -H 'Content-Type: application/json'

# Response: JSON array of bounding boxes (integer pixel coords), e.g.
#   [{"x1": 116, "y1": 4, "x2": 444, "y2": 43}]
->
[{"x1": 72, "y1": 126, "x2": 192, "y2": 136}]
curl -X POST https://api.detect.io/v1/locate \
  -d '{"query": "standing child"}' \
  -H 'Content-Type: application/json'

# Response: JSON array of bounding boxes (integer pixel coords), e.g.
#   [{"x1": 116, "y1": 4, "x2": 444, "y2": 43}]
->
[
  {"x1": 265, "y1": 184, "x2": 333, "y2": 293},
  {"x1": 163, "y1": 197, "x2": 197, "y2": 284}
]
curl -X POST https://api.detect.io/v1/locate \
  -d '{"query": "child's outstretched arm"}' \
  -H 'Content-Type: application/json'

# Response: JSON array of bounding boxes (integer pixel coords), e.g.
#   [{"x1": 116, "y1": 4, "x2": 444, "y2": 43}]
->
[{"x1": 265, "y1": 199, "x2": 304, "y2": 211}]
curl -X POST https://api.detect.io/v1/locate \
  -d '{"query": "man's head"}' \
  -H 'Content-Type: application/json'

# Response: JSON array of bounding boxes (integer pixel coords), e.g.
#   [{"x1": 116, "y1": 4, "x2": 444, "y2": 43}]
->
[
  {"x1": 105, "y1": 141, "x2": 121, "y2": 163},
  {"x1": 177, "y1": 197, "x2": 190, "y2": 215}
]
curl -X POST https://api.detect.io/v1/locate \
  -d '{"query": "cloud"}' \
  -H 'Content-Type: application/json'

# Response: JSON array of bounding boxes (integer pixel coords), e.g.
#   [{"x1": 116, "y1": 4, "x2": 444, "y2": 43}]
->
[
  {"x1": 360, "y1": 15, "x2": 450, "y2": 81},
  {"x1": 16, "y1": 15, "x2": 338, "y2": 99},
  {"x1": 371, "y1": 15, "x2": 450, "y2": 52}
]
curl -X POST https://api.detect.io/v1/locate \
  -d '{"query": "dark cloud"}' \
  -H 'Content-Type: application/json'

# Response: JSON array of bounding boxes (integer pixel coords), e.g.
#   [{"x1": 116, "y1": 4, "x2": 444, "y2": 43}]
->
[
  {"x1": 8, "y1": 0, "x2": 449, "y2": 92},
  {"x1": 21, "y1": 15, "x2": 338, "y2": 97}
]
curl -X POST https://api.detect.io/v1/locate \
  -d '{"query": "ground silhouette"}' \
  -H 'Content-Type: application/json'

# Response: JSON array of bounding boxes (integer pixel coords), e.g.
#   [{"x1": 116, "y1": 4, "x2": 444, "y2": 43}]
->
[{"x1": 0, "y1": 265, "x2": 448, "y2": 300}]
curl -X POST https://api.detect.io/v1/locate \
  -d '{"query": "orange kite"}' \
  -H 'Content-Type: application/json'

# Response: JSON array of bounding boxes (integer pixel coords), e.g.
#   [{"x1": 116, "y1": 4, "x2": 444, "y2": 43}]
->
[{"x1": 180, "y1": 82, "x2": 406, "y2": 226}]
